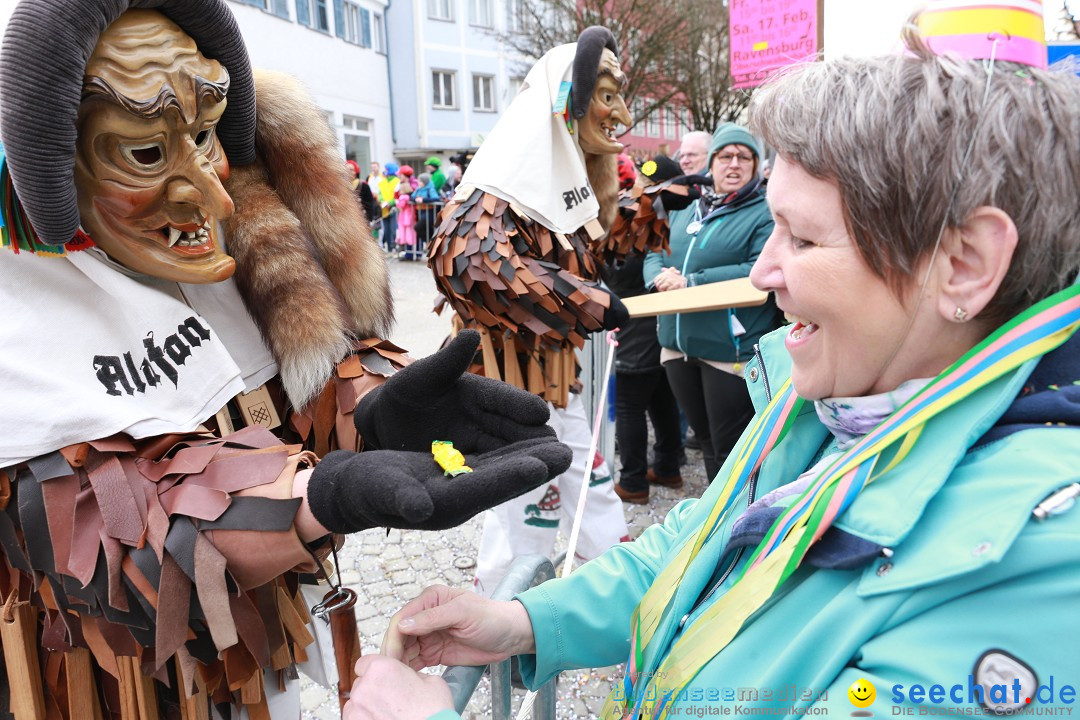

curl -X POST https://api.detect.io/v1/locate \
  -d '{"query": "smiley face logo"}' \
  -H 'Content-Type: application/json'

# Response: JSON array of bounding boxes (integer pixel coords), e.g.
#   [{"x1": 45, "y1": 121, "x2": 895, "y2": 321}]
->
[{"x1": 848, "y1": 678, "x2": 876, "y2": 713}]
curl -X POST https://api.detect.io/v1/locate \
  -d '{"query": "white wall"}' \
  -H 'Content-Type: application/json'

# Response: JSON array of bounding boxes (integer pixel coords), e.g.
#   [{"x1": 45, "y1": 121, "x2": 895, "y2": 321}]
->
[
  {"x1": 227, "y1": 2, "x2": 395, "y2": 167},
  {"x1": 823, "y1": 0, "x2": 923, "y2": 59}
]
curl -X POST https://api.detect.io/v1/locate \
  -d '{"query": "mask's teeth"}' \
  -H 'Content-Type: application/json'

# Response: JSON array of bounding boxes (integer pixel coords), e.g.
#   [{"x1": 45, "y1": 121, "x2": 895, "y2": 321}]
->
[{"x1": 167, "y1": 226, "x2": 182, "y2": 247}]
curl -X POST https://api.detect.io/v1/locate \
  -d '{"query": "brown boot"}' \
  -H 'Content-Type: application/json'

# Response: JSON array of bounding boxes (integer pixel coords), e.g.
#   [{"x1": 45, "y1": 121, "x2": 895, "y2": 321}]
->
[
  {"x1": 646, "y1": 468, "x2": 684, "y2": 489},
  {"x1": 614, "y1": 482, "x2": 649, "y2": 504}
]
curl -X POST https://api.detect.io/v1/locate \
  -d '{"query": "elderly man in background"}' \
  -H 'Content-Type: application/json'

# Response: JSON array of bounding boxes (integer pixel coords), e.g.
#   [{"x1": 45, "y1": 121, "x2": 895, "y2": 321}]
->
[{"x1": 677, "y1": 130, "x2": 711, "y2": 175}]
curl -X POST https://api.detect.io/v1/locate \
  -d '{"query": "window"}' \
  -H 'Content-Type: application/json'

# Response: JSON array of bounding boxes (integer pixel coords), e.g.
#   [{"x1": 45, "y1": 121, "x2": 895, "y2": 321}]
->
[
  {"x1": 468, "y1": 0, "x2": 492, "y2": 27},
  {"x1": 314, "y1": 0, "x2": 330, "y2": 31},
  {"x1": 506, "y1": 0, "x2": 526, "y2": 32},
  {"x1": 344, "y1": 114, "x2": 374, "y2": 172},
  {"x1": 472, "y1": 74, "x2": 495, "y2": 111},
  {"x1": 630, "y1": 98, "x2": 644, "y2": 129},
  {"x1": 433, "y1": 71, "x2": 457, "y2": 108},
  {"x1": 343, "y1": 2, "x2": 359, "y2": 43},
  {"x1": 341, "y1": 2, "x2": 372, "y2": 46},
  {"x1": 428, "y1": 0, "x2": 453, "y2": 21},
  {"x1": 239, "y1": 0, "x2": 290, "y2": 13},
  {"x1": 343, "y1": 115, "x2": 372, "y2": 132},
  {"x1": 665, "y1": 108, "x2": 678, "y2": 139},
  {"x1": 345, "y1": 135, "x2": 372, "y2": 174},
  {"x1": 680, "y1": 111, "x2": 693, "y2": 133},
  {"x1": 646, "y1": 109, "x2": 660, "y2": 137},
  {"x1": 296, "y1": 0, "x2": 330, "y2": 30},
  {"x1": 373, "y1": 13, "x2": 385, "y2": 52}
]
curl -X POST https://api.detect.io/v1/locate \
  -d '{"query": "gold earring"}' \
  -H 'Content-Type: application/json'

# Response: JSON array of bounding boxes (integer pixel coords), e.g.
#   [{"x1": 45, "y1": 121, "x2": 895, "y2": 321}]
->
[{"x1": 954, "y1": 307, "x2": 969, "y2": 322}]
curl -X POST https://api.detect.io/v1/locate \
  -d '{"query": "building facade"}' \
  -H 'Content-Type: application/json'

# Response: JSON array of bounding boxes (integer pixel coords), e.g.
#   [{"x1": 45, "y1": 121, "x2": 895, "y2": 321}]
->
[
  {"x1": 227, "y1": 0, "x2": 395, "y2": 172},
  {"x1": 620, "y1": 99, "x2": 697, "y2": 161},
  {"x1": 385, "y1": 0, "x2": 527, "y2": 168}
]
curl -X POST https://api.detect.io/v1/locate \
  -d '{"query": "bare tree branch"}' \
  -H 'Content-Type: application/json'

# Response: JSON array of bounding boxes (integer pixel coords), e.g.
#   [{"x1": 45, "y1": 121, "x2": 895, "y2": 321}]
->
[
  {"x1": 1053, "y1": 0, "x2": 1080, "y2": 38},
  {"x1": 497, "y1": 0, "x2": 750, "y2": 135}
]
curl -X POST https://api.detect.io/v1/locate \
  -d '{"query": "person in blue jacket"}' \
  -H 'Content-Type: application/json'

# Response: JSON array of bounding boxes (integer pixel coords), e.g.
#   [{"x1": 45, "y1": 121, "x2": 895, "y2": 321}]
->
[
  {"x1": 342, "y1": 26, "x2": 1080, "y2": 720},
  {"x1": 644, "y1": 122, "x2": 779, "y2": 482}
]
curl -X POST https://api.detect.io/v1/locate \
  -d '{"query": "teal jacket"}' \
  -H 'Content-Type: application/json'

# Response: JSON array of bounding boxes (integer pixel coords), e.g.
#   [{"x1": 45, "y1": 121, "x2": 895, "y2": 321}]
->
[
  {"x1": 642, "y1": 190, "x2": 776, "y2": 364},
  {"x1": 499, "y1": 327, "x2": 1080, "y2": 717}
]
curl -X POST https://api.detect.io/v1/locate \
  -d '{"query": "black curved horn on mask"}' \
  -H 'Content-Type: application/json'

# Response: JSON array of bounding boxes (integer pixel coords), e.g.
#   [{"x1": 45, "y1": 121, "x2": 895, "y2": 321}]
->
[{"x1": 570, "y1": 26, "x2": 619, "y2": 120}]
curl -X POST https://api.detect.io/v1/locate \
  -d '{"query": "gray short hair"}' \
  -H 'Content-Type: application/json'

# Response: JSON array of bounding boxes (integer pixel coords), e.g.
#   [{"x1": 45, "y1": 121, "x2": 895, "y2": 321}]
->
[
  {"x1": 749, "y1": 29, "x2": 1080, "y2": 322},
  {"x1": 680, "y1": 131, "x2": 712, "y2": 150}
]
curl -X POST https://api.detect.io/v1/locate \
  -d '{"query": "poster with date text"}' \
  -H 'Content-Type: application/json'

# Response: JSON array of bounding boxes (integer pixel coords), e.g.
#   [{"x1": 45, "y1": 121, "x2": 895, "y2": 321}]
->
[{"x1": 729, "y1": 0, "x2": 821, "y2": 89}]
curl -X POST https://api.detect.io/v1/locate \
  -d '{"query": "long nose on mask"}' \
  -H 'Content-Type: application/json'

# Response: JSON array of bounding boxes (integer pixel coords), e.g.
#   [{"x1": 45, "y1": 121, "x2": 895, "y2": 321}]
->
[
  {"x1": 166, "y1": 142, "x2": 234, "y2": 221},
  {"x1": 611, "y1": 95, "x2": 631, "y2": 129}
]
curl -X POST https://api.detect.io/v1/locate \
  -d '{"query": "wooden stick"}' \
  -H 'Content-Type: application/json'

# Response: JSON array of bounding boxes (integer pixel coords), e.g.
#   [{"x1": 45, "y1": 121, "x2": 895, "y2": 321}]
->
[
  {"x1": 64, "y1": 648, "x2": 103, "y2": 720},
  {"x1": 175, "y1": 654, "x2": 208, "y2": 720},
  {"x1": 478, "y1": 328, "x2": 502, "y2": 381},
  {"x1": 0, "y1": 592, "x2": 46, "y2": 720},
  {"x1": 622, "y1": 277, "x2": 768, "y2": 318},
  {"x1": 131, "y1": 657, "x2": 158, "y2": 720},
  {"x1": 115, "y1": 657, "x2": 138, "y2": 720}
]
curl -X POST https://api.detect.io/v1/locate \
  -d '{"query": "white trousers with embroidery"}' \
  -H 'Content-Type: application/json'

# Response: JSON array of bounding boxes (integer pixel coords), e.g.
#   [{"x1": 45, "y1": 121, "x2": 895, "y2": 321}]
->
[{"x1": 473, "y1": 393, "x2": 629, "y2": 595}]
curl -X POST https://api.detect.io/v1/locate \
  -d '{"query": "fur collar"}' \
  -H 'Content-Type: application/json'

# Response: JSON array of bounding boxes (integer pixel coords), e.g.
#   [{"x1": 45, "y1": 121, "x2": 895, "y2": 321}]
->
[
  {"x1": 585, "y1": 152, "x2": 619, "y2": 232},
  {"x1": 224, "y1": 69, "x2": 393, "y2": 410}
]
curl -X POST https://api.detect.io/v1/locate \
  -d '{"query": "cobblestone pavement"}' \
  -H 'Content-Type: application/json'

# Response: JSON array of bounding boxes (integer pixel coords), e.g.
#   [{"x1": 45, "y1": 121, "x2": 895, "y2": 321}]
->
[{"x1": 300, "y1": 256, "x2": 711, "y2": 719}]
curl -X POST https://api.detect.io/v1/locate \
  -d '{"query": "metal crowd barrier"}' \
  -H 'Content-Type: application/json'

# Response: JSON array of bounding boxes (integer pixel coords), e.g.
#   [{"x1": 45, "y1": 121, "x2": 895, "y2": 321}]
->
[
  {"x1": 442, "y1": 554, "x2": 558, "y2": 719},
  {"x1": 398, "y1": 201, "x2": 446, "y2": 261}
]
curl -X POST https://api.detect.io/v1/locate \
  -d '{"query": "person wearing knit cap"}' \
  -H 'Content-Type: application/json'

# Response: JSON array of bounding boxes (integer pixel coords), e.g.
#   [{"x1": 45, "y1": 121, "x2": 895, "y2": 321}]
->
[
  {"x1": 616, "y1": 152, "x2": 636, "y2": 190},
  {"x1": 0, "y1": 2, "x2": 571, "y2": 716},
  {"x1": 413, "y1": 172, "x2": 442, "y2": 249},
  {"x1": 399, "y1": 164, "x2": 417, "y2": 191},
  {"x1": 427, "y1": 25, "x2": 637, "y2": 598},
  {"x1": 425, "y1": 155, "x2": 447, "y2": 191},
  {"x1": 644, "y1": 122, "x2": 781, "y2": 483},
  {"x1": 378, "y1": 161, "x2": 402, "y2": 251}
]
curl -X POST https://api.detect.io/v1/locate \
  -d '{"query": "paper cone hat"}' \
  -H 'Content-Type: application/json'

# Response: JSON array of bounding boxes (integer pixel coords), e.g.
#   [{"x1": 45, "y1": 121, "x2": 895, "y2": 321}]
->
[{"x1": 917, "y1": 0, "x2": 1047, "y2": 68}]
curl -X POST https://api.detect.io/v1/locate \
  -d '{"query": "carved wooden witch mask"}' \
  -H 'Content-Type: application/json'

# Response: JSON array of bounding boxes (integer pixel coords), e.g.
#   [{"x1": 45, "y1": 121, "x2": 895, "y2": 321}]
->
[{"x1": 74, "y1": 9, "x2": 236, "y2": 283}]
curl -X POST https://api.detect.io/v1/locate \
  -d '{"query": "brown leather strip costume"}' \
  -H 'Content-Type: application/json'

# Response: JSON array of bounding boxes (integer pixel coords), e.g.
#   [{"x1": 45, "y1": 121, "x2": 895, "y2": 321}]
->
[
  {"x1": 429, "y1": 186, "x2": 669, "y2": 408},
  {"x1": 602, "y1": 183, "x2": 672, "y2": 263},
  {"x1": 0, "y1": 345, "x2": 407, "y2": 718},
  {"x1": 428, "y1": 188, "x2": 614, "y2": 408}
]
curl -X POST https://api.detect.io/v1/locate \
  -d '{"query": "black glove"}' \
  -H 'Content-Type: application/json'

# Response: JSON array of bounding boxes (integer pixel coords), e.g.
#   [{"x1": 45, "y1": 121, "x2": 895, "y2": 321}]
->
[
  {"x1": 354, "y1": 330, "x2": 555, "y2": 453},
  {"x1": 306, "y1": 437, "x2": 572, "y2": 531},
  {"x1": 597, "y1": 284, "x2": 630, "y2": 331},
  {"x1": 659, "y1": 173, "x2": 709, "y2": 212}
]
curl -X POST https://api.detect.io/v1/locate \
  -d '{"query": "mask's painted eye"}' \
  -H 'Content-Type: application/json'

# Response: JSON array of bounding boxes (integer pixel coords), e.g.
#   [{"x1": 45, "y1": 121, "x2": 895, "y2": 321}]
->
[{"x1": 122, "y1": 142, "x2": 164, "y2": 168}]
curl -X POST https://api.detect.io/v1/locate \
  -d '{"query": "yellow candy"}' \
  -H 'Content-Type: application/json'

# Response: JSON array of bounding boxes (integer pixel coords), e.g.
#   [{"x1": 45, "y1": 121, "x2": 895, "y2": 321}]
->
[{"x1": 432, "y1": 441, "x2": 473, "y2": 477}]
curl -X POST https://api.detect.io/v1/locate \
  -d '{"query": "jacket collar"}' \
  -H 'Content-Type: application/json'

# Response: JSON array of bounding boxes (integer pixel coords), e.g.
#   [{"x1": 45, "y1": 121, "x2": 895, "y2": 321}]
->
[{"x1": 747, "y1": 325, "x2": 1041, "y2": 569}]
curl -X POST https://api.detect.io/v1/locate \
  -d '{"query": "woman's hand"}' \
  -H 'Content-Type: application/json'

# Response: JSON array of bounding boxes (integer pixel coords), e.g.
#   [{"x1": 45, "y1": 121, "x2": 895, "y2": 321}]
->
[
  {"x1": 381, "y1": 585, "x2": 536, "y2": 670},
  {"x1": 343, "y1": 655, "x2": 453, "y2": 719},
  {"x1": 654, "y1": 267, "x2": 687, "y2": 292}
]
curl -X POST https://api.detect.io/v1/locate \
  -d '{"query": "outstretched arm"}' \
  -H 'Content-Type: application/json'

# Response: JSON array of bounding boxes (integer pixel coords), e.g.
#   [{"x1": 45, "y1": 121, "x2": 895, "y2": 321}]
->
[{"x1": 303, "y1": 331, "x2": 573, "y2": 532}]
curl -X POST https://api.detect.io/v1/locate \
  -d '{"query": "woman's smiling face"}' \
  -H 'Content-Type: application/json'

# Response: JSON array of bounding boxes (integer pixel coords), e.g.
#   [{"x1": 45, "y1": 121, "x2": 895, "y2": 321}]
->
[{"x1": 749, "y1": 156, "x2": 959, "y2": 400}]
